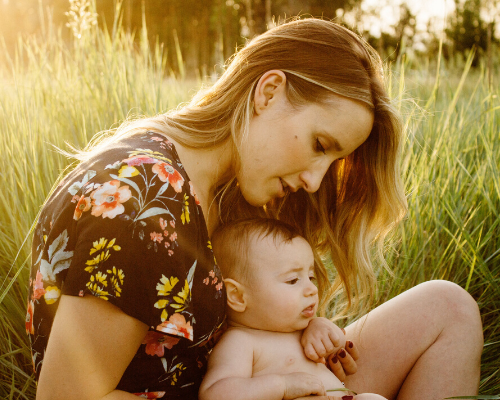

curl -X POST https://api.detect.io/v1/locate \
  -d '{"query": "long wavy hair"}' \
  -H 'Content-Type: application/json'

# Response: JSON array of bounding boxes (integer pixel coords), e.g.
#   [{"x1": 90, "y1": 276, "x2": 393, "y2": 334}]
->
[{"x1": 74, "y1": 18, "x2": 407, "y2": 319}]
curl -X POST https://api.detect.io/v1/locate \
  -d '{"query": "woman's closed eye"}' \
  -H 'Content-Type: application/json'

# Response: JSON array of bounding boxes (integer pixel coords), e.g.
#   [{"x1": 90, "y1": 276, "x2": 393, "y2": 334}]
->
[
  {"x1": 315, "y1": 138, "x2": 326, "y2": 154},
  {"x1": 286, "y1": 278, "x2": 299, "y2": 285}
]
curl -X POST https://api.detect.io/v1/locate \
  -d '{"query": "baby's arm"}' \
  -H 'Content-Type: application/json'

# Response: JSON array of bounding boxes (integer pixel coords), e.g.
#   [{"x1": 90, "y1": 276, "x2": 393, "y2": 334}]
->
[{"x1": 199, "y1": 329, "x2": 326, "y2": 400}]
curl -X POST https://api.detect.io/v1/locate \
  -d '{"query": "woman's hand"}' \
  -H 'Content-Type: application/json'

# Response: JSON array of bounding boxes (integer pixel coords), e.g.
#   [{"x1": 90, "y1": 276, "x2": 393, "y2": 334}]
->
[
  {"x1": 300, "y1": 317, "x2": 358, "y2": 382},
  {"x1": 326, "y1": 341, "x2": 360, "y2": 382}
]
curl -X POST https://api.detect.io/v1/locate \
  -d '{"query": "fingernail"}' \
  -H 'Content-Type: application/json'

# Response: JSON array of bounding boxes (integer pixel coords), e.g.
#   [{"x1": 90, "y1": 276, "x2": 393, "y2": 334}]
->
[
  {"x1": 339, "y1": 349, "x2": 346, "y2": 358},
  {"x1": 342, "y1": 396, "x2": 353, "y2": 400},
  {"x1": 331, "y1": 355, "x2": 338, "y2": 363},
  {"x1": 347, "y1": 340, "x2": 354, "y2": 348}
]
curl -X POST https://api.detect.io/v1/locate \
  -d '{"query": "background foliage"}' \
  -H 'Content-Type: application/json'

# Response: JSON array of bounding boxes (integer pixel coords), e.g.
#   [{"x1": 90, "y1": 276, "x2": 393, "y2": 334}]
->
[{"x1": 0, "y1": 1, "x2": 499, "y2": 398}]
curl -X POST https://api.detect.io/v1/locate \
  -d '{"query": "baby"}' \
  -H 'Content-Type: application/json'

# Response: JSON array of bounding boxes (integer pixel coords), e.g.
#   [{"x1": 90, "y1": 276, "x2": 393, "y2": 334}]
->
[{"x1": 199, "y1": 218, "x2": 387, "y2": 400}]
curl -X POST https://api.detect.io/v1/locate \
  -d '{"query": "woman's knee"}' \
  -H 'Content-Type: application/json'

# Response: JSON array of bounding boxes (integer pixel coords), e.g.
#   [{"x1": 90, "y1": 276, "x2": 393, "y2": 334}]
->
[{"x1": 415, "y1": 280, "x2": 483, "y2": 337}]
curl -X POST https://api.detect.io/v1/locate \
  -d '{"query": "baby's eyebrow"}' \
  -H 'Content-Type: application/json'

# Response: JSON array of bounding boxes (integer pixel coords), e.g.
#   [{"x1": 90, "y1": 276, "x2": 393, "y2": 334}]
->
[{"x1": 279, "y1": 266, "x2": 304, "y2": 275}]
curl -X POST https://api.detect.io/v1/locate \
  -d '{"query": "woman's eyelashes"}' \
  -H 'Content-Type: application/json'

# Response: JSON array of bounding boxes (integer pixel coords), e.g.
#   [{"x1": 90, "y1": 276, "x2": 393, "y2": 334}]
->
[
  {"x1": 315, "y1": 138, "x2": 326, "y2": 154},
  {"x1": 286, "y1": 277, "x2": 299, "y2": 285}
]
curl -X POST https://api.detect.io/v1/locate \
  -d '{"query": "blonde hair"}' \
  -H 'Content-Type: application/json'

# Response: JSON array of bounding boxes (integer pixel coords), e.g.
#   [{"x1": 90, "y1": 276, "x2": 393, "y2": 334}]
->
[{"x1": 74, "y1": 18, "x2": 407, "y2": 319}]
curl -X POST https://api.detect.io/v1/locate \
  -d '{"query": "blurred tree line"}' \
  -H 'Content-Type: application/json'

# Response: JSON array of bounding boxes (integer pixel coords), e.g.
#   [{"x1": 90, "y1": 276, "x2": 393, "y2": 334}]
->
[{"x1": 0, "y1": 0, "x2": 498, "y2": 75}]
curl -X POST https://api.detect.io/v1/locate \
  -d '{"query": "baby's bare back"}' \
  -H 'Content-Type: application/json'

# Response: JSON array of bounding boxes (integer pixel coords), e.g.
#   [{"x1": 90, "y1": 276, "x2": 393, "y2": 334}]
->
[{"x1": 248, "y1": 329, "x2": 346, "y2": 396}]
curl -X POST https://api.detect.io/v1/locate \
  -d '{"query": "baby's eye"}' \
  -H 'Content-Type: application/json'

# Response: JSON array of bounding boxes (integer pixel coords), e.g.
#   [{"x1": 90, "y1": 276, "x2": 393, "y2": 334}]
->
[
  {"x1": 309, "y1": 276, "x2": 316, "y2": 282},
  {"x1": 286, "y1": 278, "x2": 299, "y2": 285},
  {"x1": 315, "y1": 138, "x2": 326, "y2": 154}
]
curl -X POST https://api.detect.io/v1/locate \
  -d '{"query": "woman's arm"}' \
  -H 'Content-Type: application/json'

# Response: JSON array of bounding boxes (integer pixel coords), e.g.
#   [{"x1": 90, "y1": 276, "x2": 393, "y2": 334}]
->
[{"x1": 36, "y1": 294, "x2": 149, "y2": 400}]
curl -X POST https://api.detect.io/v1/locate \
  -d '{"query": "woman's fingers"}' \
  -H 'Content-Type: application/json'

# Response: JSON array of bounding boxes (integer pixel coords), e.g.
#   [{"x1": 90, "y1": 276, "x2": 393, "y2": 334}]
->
[
  {"x1": 327, "y1": 353, "x2": 347, "y2": 382},
  {"x1": 337, "y1": 347, "x2": 357, "y2": 375},
  {"x1": 345, "y1": 340, "x2": 360, "y2": 361}
]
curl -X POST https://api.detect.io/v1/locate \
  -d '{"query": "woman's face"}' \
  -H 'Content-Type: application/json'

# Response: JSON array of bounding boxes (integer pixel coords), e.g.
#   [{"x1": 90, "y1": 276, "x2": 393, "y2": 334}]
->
[{"x1": 236, "y1": 76, "x2": 374, "y2": 207}]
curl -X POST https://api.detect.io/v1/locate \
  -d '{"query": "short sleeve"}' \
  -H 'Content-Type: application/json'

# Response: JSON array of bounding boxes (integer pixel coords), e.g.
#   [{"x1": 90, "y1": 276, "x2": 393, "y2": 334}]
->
[{"x1": 61, "y1": 143, "x2": 207, "y2": 342}]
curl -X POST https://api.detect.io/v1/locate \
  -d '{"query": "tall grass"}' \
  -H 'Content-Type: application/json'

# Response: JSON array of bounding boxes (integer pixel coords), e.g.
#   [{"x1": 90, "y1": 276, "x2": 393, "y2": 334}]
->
[{"x1": 0, "y1": 6, "x2": 499, "y2": 399}]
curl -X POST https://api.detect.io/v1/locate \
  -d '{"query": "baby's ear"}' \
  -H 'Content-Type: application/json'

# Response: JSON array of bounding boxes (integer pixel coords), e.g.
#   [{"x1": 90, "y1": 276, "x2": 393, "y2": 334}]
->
[{"x1": 223, "y1": 278, "x2": 247, "y2": 313}]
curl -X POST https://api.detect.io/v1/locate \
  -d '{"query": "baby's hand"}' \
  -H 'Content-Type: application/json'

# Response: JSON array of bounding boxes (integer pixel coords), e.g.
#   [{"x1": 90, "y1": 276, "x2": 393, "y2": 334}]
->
[
  {"x1": 301, "y1": 317, "x2": 346, "y2": 362},
  {"x1": 282, "y1": 372, "x2": 326, "y2": 399}
]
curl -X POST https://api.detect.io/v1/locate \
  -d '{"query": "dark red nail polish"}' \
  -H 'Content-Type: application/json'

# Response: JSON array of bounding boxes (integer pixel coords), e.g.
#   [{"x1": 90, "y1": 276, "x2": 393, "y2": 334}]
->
[
  {"x1": 339, "y1": 349, "x2": 347, "y2": 358},
  {"x1": 342, "y1": 396, "x2": 353, "y2": 400},
  {"x1": 348, "y1": 341, "x2": 354, "y2": 348},
  {"x1": 331, "y1": 355, "x2": 338, "y2": 363}
]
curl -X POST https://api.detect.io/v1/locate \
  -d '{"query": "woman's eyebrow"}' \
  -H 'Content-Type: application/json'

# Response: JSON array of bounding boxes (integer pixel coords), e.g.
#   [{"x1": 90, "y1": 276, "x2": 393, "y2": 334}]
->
[{"x1": 319, "y1": 130, "x2": 344, "y2": 152}]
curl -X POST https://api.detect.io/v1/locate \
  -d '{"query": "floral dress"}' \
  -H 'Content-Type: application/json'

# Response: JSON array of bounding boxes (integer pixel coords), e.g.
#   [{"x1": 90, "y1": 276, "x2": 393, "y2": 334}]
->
[{"x1": 26, "y1": 131, "x2": 226, "y2": 399}]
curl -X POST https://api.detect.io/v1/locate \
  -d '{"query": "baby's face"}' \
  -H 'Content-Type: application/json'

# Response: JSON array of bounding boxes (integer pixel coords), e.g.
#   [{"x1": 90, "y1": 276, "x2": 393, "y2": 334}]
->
[{"x1": 243, "y1": 235, "x2": 319, "y2": 332}]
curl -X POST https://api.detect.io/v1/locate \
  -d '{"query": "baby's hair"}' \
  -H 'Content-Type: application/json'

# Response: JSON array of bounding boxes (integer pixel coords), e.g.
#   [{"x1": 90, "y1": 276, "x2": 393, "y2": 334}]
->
[{"x1": 211, "y1": 218, "x2": 304, "y2": 283}]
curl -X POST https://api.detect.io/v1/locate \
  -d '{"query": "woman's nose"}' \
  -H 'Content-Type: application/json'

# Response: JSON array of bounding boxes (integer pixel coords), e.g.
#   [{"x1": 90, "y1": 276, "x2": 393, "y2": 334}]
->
[{"x1": 299, "y1": 162, "x2": 331, "y2": 193}]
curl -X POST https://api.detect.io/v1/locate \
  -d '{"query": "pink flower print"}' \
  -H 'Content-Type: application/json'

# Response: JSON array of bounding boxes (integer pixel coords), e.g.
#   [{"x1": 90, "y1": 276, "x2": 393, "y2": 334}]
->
[
  {"x1": 150, "y1": 232, "x2": 164, "y2": 243},
  {"x1": 159, "y1": 217, "x2": 168, "y2": 231},
  {"x1": 216, "y1": 282, "x2": 223, "y2": 291},
  {"x1": 142, "y1": 331, "x2": 180, "y2": 357},
  {"x1": 152, "y1": 162, "x2": 185, "y2": 193},
  {"x1": 32, "y1": 270, "x2": 46, "y2": 300},
  {"x1": 156, "y1": 313, "x2": 193, "y2": 340},
  {"x1": 26, "y1": 300, "x2": 34, "y2": 335},
  {"x1": 213, "y1": 277, "x2": 218, "y2": 284},
  {"x1": 167, "y1": 250, "x2": 174, "y2": 256},
  {"x1": 169, "y1": 232, "x2": 177, "y2": 242},
  {"x1": 209, "y1": 270, "x2": 215, "y2": 278},
  {"x1": 203, "y1": 277, "x2": 209, "y2": 285},
  {"x1": 151, "y1": 136, "x2": 164, "y2": 142},
  {"x1": 73, "y1": 195, "x2": 91, "y2": 220},
  {"x1": 170, "y1": 220, "x2": 175, "y2": 228},
  {"x1": 164, "y1": 241, "x2": 170, "y2": 248},
  {"x1": 134, "y1": 392, "x2": 166, "y2": 399},
  {"x1": 122, "y1": 154, "x2": 158, "y2": 166},
  {"x1": 90, "y1": 180, "x2": 131, "y2": 219},
  {"x1": 189, "y1": 181, "x2": 200, "y2": 205},
  {"x1": 71, "y1": 195, "x2": 80, "y2": 203}
]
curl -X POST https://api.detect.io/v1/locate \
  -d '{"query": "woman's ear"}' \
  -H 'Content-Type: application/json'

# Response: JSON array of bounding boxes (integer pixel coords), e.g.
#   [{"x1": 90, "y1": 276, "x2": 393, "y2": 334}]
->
[
  {"x1": 223, "y1": 278, "x2": 247, "y2": 313},
  {"x1": 253, "y1": 70, "x2": 287, "y2": 115}
]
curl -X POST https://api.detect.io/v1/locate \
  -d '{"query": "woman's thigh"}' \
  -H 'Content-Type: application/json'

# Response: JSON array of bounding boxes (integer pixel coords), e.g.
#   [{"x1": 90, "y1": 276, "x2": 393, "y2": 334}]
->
[{"x1": 343, "y1": 280, "x2": 483, "y2": 399}]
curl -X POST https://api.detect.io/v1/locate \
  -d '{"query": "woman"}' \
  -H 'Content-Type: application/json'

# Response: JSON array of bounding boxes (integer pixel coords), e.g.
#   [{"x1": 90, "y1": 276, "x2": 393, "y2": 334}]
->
[{"x1": 27, "y1": 19, "x2": 482, "y2": 400}]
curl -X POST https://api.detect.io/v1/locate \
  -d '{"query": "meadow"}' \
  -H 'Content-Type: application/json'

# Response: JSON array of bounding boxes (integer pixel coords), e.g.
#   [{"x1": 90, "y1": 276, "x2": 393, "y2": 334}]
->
[{"x1": 0, "y1": 9, "x2": 499, "y2": 400}]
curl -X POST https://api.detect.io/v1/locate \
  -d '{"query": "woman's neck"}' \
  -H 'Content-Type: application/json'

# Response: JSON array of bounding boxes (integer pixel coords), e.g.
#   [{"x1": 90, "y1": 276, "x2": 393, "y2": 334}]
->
[{"x1": 166, "y1": 137, "x2": 235, "y2": 235}]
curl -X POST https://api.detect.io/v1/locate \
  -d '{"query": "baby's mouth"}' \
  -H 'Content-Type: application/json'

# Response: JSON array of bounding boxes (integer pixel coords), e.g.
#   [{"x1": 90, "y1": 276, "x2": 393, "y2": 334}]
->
[{"x1": 302, "y1": 304, "x2": 316, "y2": 318}]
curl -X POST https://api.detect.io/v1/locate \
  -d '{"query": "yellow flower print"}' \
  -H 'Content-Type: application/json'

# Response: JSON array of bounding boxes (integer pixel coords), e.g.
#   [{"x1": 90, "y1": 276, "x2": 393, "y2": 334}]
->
[
  {"x1": 86, "y1": 274, "x2": 110, "y2": 300},
  {"x1": 106, "y1": 267, "x2": 125, "y2": 297},
  {"x1": 156, "y1": 275, "x2": 179, "y2": 296},
  {"x1": 85, "y1": 251, "x2": 111, "y2": 272},
  {"x1": 85, "y1": 238, "x2": 122, "y2": 300},
  {"x1": 89, "y1": 238, "x2": 121, "y2": 255},
  {"x1": 44, "y1": 286, "x2": 61, "y2": 305},
  {"x1": 171, "y1": 280, "x2": 190, "y2": 312},
  {"x1": 170, "y1": 364, "x2": 186, "y2": 386},
  {"x1": 118, "y1": 165, "x2": 139, "y2": 178},
  {"x1": 85, "y1": 238, "x2": 121, "y2": 272},
  {"x1": 155, "y1": 275, "x2": 179, "y2": 322},
  {"x1": 181, "y1": 194, "x2": 190, "y2": 225},
  {"x1": 154, "y1": 299, "x2": 169, "y2": 309}
]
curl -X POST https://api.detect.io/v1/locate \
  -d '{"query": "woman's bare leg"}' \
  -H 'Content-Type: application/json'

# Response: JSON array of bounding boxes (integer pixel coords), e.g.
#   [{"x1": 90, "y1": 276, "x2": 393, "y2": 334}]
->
[{"x1": 343, "y1": 280, "x2": 483, "y2": 400}]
